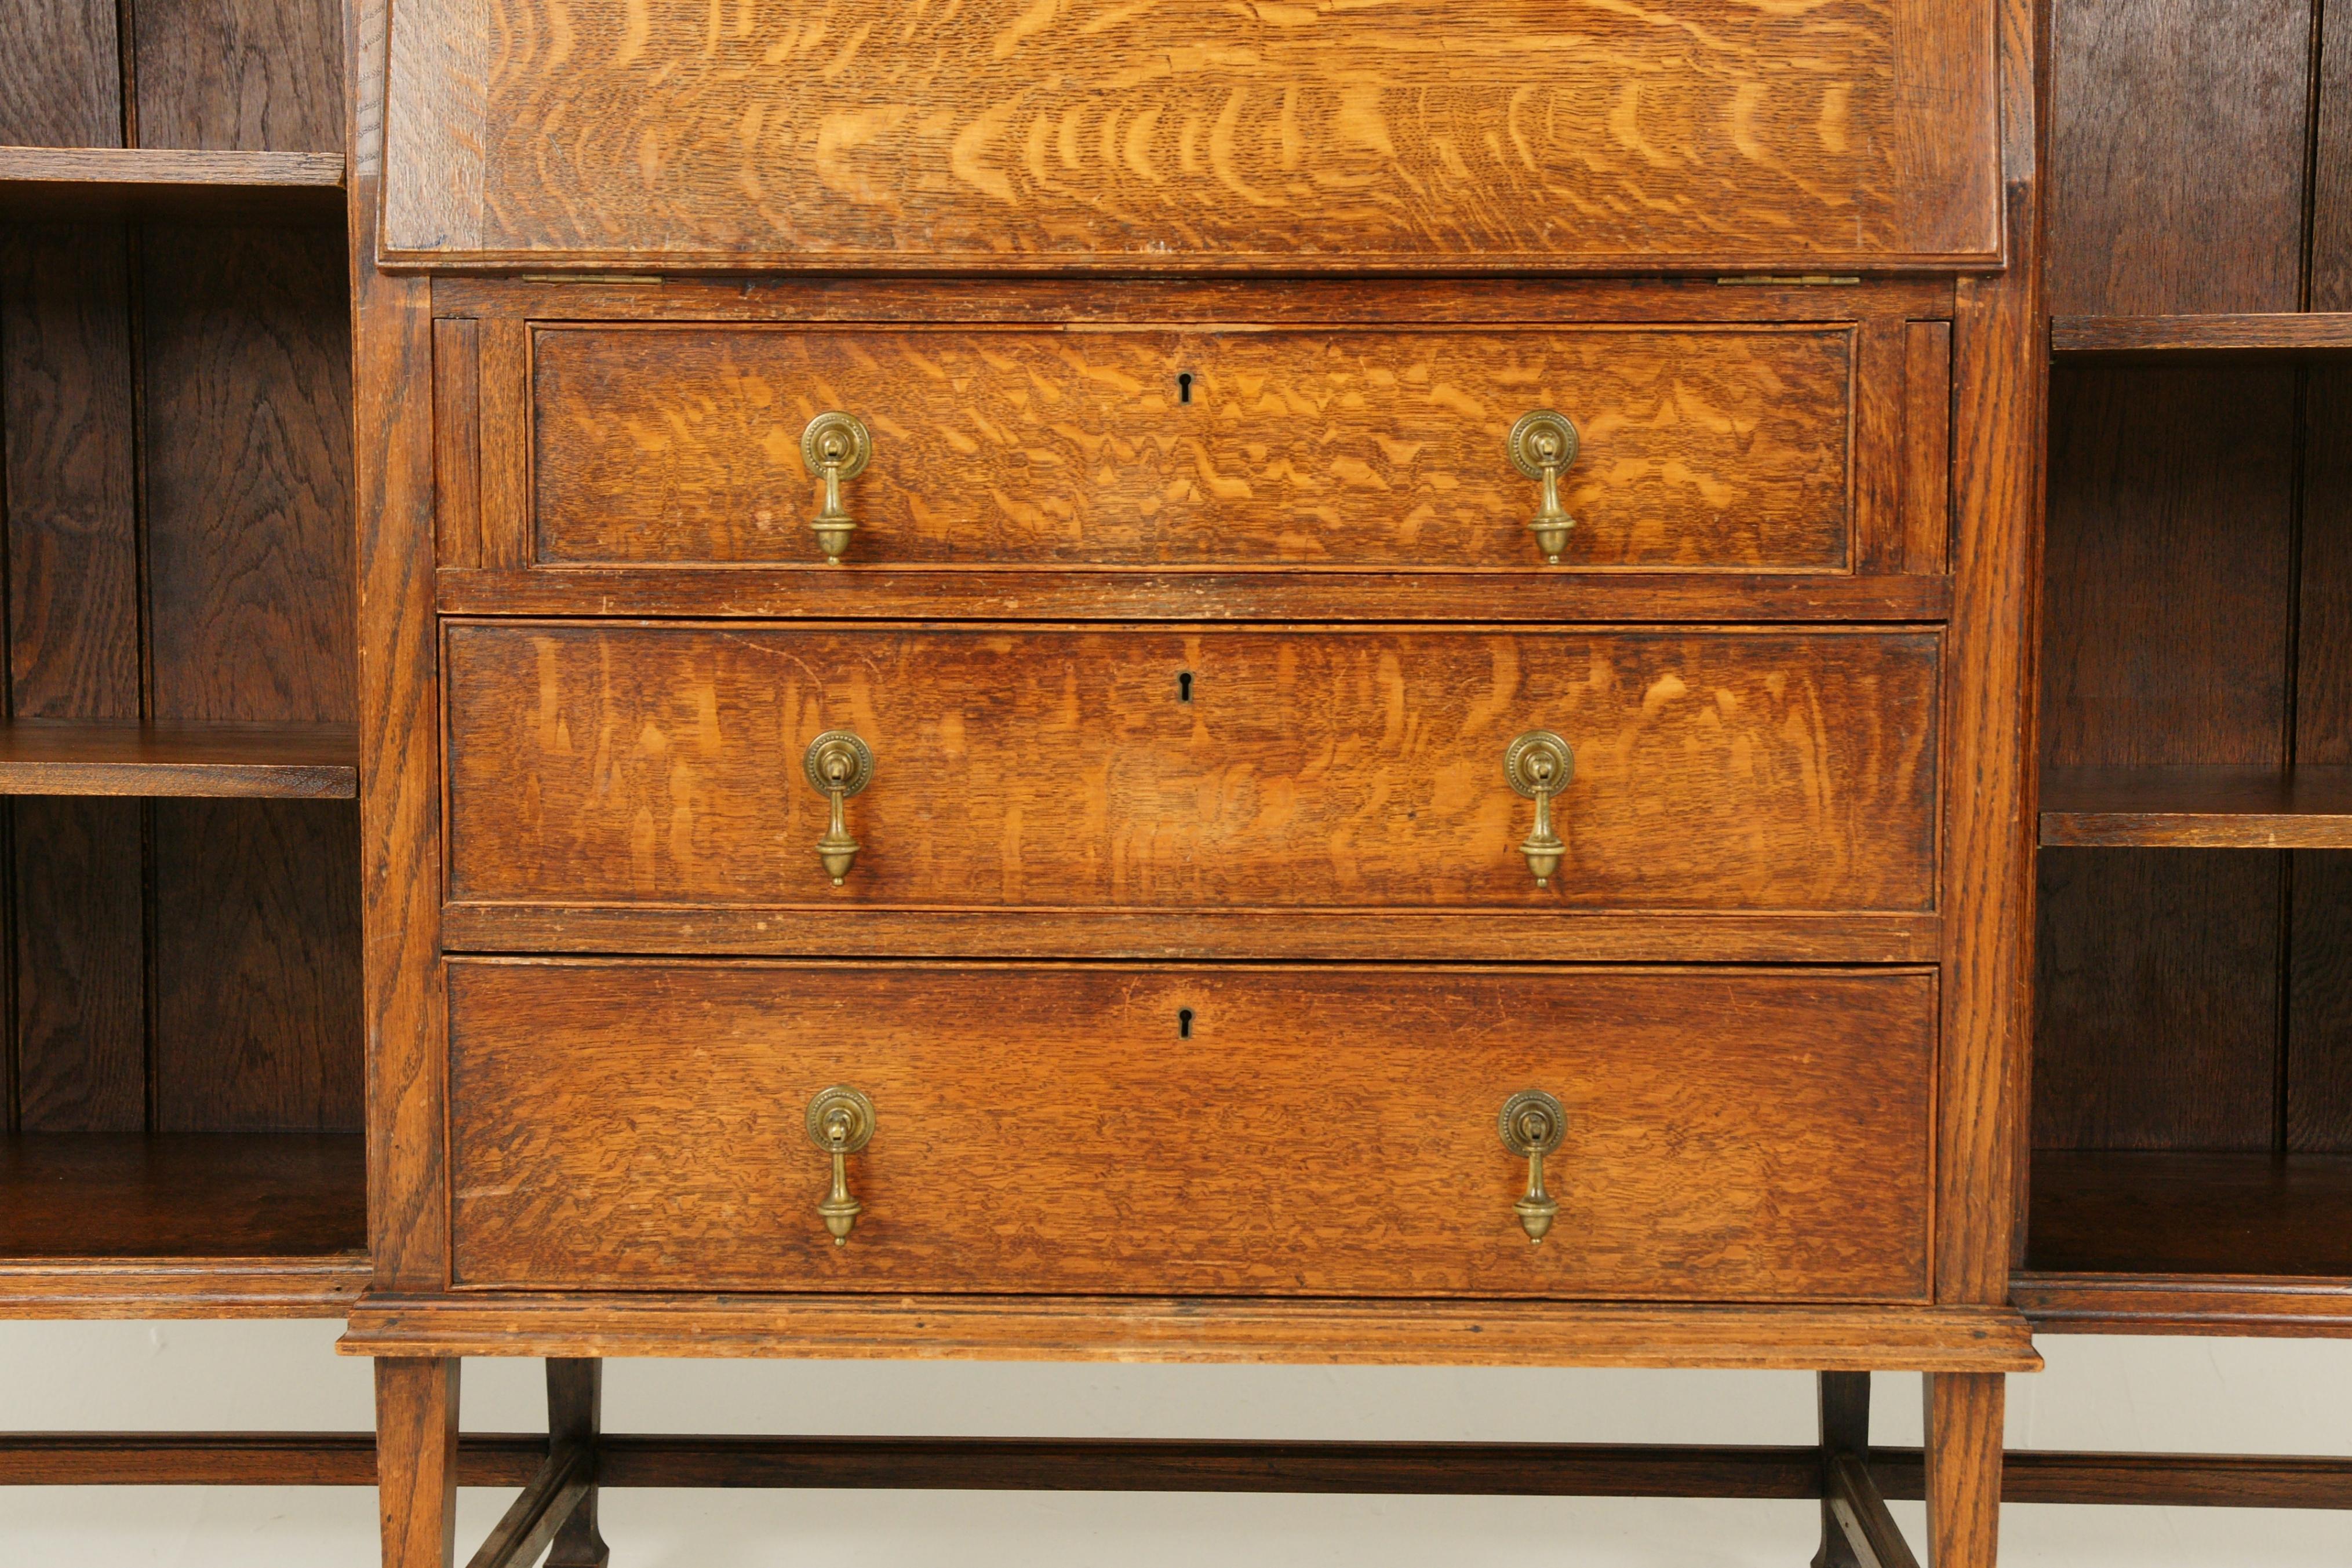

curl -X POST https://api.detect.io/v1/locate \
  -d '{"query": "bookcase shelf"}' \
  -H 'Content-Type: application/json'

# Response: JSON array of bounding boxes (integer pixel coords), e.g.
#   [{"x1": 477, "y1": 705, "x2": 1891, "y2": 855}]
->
[
  {"x1": 2040, "y1": 765, "x2": 2352, "y2": 847},
  {"x1": 2051, "y1": 312, "x2": 2352, "y2": 360},
  {"x1": 0, "y1": 146, "x2": 344, "y2": 222},
  {"x1": 0, "y1": 721, "x2": 357, "y2": 798}
]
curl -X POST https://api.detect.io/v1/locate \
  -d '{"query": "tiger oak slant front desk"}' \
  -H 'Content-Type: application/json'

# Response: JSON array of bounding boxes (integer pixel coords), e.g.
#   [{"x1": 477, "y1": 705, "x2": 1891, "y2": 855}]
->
[{"x1": 342, "y1": 2, "x2": 2042, "y2": 1563}]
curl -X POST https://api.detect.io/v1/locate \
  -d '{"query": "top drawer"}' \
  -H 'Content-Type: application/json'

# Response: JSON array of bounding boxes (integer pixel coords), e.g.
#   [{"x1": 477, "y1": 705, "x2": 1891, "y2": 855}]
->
[{"x1": 382, "y1": 0, "x2": 1998, "y2": 271}]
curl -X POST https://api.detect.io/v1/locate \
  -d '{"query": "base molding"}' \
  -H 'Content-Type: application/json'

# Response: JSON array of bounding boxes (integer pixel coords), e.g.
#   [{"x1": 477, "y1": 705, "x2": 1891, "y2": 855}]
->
[{"x1": 337, "y1": 1293, "x2": 2039, "y2": 1371}]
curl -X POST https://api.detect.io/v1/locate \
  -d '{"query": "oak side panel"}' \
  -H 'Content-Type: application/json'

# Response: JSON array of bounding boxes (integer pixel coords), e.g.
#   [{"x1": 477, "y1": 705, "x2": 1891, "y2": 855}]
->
[
  {"x1": 2041, "y1": 366, "x2": 2293, "y2": 768},
  {"x1": 2036, "y1": 849, "x2": 2278, "y2": 1150},
  {"x1": 448, "y1": 961, "x2": 1934, "y2": 1301},
  {"x1": 530, "y1": 325, "x2": 1856, "y2": 572},
  {"x1": 380, "y1": 0, "x2": 1998, "y2": 269},
  {"x1": 133, "y1": 0, "x2": 347, "y2": 152},
  {"x1": 2048, "y1": 0, "x2": 2310, "y2": 315},
  {"x1": 1, "y1": 225, "x2": 145, "y2": 1133},
  {"x1": 151, "y1": 800, "x2": 363, "y2": 1131},
  {"x1": 445, "y1": 624, "x2": 1940, "y2": 916},
  {"x1": 352, "y1": 0, "x2": 450, "y2": 1293},
  {"x1": 0, "y1": 0, "x2": 121, "y2": 147}
]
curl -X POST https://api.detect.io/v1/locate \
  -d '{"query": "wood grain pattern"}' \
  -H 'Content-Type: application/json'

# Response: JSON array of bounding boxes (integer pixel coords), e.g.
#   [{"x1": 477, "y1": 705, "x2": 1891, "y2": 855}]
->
[
  {"x1": 439, "y1": 906, "x2": 1940, "y2": 967},
  {"x1": 527, "y1": 324, "x2": 1856, "y2": 572},
  {"x1": 2048, "y1": 0, "x2": 2310, "y2": 315},
  {"x1": 2035, "y1": 849, "x2": 2279, "y2": 1150},
  {"x1": 9, "y1": 800, "x2": 145, "y2": 1132},
  {"x1": 2288, "y1": 850, "x2": 2352, "y2": 1151},
  {"x1": 447, "y1": 961, "x2": 1935, "y2": 1300},
  {"x1": 0, "y1": 1131, "x2": 365, "y2": 1258},
  {"x1": 143, "y1": 224, "x2": 354, "y2": 723},
  {"x1": 2041, "y1": 366, "x2": 2293, "y2": 768},
  {"x1": 380, "y1": 0, "x2": 1997, "y2": 269},
  {"x1": 0, "y1": 1256, "x2": 368, "y2": 1318},
  {"x1": 340, "y1": 1293, "x2": 2040, "y2": 1370},
  {"x1": 0, "y1": 0, "x2": 121, "y2": 146},
  {"x1": 1902, "y1": 322, "x2": 1952, "y2": 574},
  {"x1": 435, "y1": 566, "x2": 1953, "y2": 627},
  {"x1": 445, "y1": 622, "x2": 1939, "y2": 916},
  {"x1": 2010, "y1": 1272, "x2": 2352, "y2": 1336},
  {"x1": 2040, "y1": 765, "x2": 2352, "y2": 847},
  {"x1": 2025, "y1": 1150, "x2": 2352, "y2": 1278},
  {"x1": 2052, "y1": 313, "x2": 2352, "y2": 359},
  {"x1": 133, "y1": 0, "x2": 347, "y2": 152},
  {"x1": 1923, "y1": 1374, "x2": 2003, "y2": 1568},
  {"x1": 152, "y1": 801, "x2": 363, "y2": 1130},
  {"x1": 431, "y1": 318, "x2": 480, "y2": 568},
  {"x1": 0, "y1": 148, "x2": 344, "y2": 223},
  {"x1": 377, "y1": 1358, "x2": 461, "y2": 1568},
  {"x1": 2315, "y1": 0, "x2": 2352, "y2": 310},
  {"x1": 0, "y1": 720, "x2": 357, "y2": 797}
]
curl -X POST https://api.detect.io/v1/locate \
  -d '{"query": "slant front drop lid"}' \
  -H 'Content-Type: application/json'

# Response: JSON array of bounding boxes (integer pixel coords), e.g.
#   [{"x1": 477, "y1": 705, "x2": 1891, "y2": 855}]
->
[{"x1": 378, "y1": 0, "x2": 2001, "y2": 269}]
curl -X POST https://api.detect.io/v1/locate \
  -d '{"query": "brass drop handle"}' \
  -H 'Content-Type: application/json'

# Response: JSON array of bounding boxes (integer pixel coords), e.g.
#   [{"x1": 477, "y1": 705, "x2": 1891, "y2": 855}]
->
[
  {"x1": 803, "y1": 730, "x2": 876, "y2": 885},
  {"x1": 1503, "y1": 730, "x2": 1575, "y2": 887},
  {"x1": 1506, "y1": 410, "x2": 1580, "y2": 563},
  {"x1": 1498, "y1": 1089, "x2": 1567, "y2": 1243},
  {"x1": 806, "y1": 1085, "x2": 876, "y2": 1245},
  {"x1": 800, "y1": 411, "x2": 873, "y2": 563}
]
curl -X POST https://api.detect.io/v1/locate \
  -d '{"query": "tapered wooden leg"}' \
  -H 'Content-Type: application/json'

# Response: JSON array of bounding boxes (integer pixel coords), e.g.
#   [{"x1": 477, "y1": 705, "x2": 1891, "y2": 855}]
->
[
  {"x1": 377, "y1": 1358, "x2": 461, "y2": 1568},
  {"x1": 546, "y1": 1358, "x2": 612, "y2": 1567},
  {"x1": 1924, "y1": 1373, "x2": 2004, "y2": 1568},
  {"x1": 1811, "y1": 1372, "x2": 1872, "y2": 1568}
]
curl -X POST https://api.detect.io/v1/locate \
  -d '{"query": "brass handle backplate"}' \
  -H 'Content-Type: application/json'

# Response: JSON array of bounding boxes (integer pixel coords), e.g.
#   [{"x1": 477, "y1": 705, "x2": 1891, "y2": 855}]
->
[
  {"x1": 1506, "y1": 410, "x2": 1580, "y2": 564},
  {"x1": 1503, "y1": 730, "x2": 1574, "y2": 887},
  {"x1": 800, "y1": 411, "x2": 873, "y2": 564},
  {"x1": 803, "y1": 730, "x2": 876, "y2": 885},
  {"x1": 1498, "y1": 1089, "x2": 1567, "y2": 1243},
  {"x1": 806, "y1": 1085, "x2": 876, "y2": 1245}
]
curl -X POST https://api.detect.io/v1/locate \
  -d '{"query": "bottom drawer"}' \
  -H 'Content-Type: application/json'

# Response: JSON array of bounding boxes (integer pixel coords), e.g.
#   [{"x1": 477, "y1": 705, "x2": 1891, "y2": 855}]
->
[{"x1": 447, "y1": 962, "x2": 1934, "y2": 1301}]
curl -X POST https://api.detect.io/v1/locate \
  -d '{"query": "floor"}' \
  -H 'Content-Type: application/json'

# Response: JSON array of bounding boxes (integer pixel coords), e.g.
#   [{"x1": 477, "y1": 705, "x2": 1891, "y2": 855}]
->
[{"x1": 1, "y1": 1324, "x2": 2345, "y2": 1565}]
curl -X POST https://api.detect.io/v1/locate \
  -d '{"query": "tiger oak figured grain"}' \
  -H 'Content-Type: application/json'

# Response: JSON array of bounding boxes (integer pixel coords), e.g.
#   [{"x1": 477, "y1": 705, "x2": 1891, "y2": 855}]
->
[
  {"x1": 445, "y1": 961, "x2": 1935, "y2": 1300},
  {"x1": 442, "y1": 623, "x2": 1939, "y2": 915},
  {"x1": 380, "y1": 0, "x2": 1997, "y2": 270},
  {"x1": 529, "y1": 325, "x2": 1855, "y2": 571}
]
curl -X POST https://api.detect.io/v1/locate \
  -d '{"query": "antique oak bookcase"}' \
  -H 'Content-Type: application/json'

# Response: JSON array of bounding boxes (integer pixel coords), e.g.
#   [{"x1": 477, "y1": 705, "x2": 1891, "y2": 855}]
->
[{"x1": 0, "y1": 0, "x2": 2346, "y2": 1564}]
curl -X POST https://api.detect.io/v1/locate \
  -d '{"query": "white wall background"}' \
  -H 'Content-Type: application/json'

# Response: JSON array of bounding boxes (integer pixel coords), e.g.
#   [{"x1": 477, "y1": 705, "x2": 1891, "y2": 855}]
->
[{"x1": 2, "y1": 1323, "x2": 2347, "y2": 1565}]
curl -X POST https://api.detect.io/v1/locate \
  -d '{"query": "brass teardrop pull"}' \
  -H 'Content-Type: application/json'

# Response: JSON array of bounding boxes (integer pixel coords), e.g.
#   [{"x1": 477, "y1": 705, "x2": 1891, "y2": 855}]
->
[
  {"x1": 806, "y1": 1085, "x2": 876, "y2": 1245},
  {"x1": 1503, "y1": 730, "x2": 1575, "y2": 887},
  {"x1": 800, "y1": 411, "x2": 873, "y2": 563},
  {"x1": 803, "y1": 730, "x2": 875, "y2": 885},
  {"x1": 1506, "y1": 410, "x2": 1580, "y2": 564},
  {"x1": 1498, "y1": 1089, "x2": 1567, "y2": 1243}
]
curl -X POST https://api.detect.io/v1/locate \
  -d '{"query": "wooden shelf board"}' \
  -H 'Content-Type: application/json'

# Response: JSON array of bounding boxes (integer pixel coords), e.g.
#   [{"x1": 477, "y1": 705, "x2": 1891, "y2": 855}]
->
[
  {"x1": 0, "y1": 720, "x2": 357, "y2": 798},
  {"x1": 0, "y1": 1131, "x2": 365, "y2": 1265},
  {"x1": 2026, "y1": 1149, "x2": 2352, "y2": 1279},
  {"x1": 0, "y1": 146, "x2": 344, "y2": 223},
  {"x1": 2039, "y1": 764, "x2": 2352, "y2": 847},
  {"x1": 2051, "y1": 312, "x2": 2352, "y2": 360}
]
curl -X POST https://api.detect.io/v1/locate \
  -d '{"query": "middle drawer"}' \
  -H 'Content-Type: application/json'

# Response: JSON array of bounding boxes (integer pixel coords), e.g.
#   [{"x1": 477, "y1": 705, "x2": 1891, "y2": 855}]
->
[{"x1": 445, "y1": 622, "x2": 1938, "y2": 918}]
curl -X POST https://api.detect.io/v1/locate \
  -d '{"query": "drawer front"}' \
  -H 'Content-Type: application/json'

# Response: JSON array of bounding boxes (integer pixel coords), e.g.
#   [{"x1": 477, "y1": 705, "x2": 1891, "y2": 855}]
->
[
  {"x1": 444, "y1": 623, "x2": 1938, "y2": 914},
  {"x1": 382, "y1": 0, "x2": 1996, "y2": 269},
  {"x1": 530, "y1": 324, "x2": 1852, "y2": 572},
  {"x1": 447, "y1": 961, "x2": 1935, "y2": 1300}
]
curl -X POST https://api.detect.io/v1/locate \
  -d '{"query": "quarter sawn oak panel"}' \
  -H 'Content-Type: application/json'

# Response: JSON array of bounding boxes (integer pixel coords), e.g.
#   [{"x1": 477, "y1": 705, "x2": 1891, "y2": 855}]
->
[
  {"x1": 381, "y1": 0, "x2": 1997, "y2": 269},
  {"x1": 446, "y1": 962, "x2": 1936, "y2": 1300},
  {"x1": 443, "y1": 623, "x2": 1939, "y2": 915},
  {"x1": 530, "y1": 324, "x2": 1854, "y2": 572}
]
